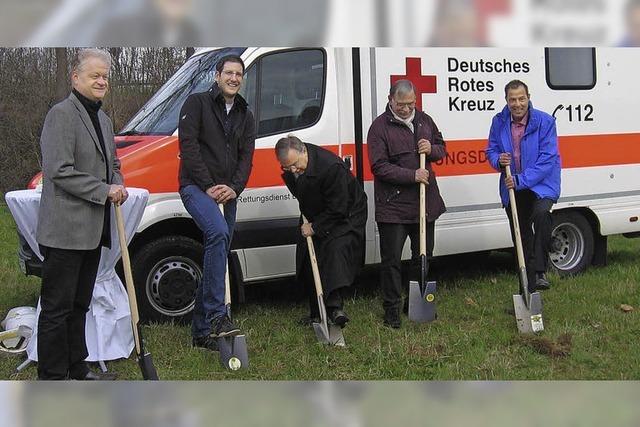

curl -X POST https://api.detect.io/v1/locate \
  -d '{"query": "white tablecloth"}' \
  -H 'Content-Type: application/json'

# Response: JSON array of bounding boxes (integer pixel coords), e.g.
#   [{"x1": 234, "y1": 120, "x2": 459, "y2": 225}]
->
[{"x1": 4, "y1": 188, "x2": 149, "y2": 362}]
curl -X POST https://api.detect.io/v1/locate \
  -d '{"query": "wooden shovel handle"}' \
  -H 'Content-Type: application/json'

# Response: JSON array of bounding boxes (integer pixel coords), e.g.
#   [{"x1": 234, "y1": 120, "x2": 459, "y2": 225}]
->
[
  {"x1": 505, "y1": 166, "x2": 531, "y2": 303},
  {"x1": 114, "y1": 203, "x2": 142, "y2": 355},
  {"x1": 218, "y1": 204, "x2": 232, "y2": 307},
  {"x1": 419, "y1": 153, "x2": 426, "y2": 257},
  {"x1": 302, "y1": 215, "x2": 324, "y2": 298},
  {"x1": 505, "y1": 166, "x2": 527, "y2": 271}
]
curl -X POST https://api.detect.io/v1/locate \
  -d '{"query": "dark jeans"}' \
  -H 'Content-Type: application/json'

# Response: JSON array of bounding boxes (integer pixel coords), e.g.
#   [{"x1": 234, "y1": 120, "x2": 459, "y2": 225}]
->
[
  {"x1": 378, "y1": 221, "x2": 435, "y2": 311},
  {"x1": 180, "y1": 185, "x2": 237, "y2": 339},
  {"x1": 505, "y1": 189, "x2": 554, "y2": 289},
  {"x1": 38, "y1": 245, "x2": 101, "y2": 380}
]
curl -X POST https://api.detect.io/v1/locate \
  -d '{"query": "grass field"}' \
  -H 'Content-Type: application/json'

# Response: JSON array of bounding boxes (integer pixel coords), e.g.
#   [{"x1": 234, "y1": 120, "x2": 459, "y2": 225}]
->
[{"x1": 1, "y1": 203, "x2": 638, "y2": 380}]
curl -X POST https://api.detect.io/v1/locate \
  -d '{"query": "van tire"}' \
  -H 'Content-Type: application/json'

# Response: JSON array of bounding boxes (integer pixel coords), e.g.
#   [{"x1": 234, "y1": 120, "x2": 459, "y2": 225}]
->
[
  {"x1": 131, "y1": 235, "x2": 203, "y2": 323},
  {"x1": 549, "y1": 211, "x2": 594, "y2": 276}
]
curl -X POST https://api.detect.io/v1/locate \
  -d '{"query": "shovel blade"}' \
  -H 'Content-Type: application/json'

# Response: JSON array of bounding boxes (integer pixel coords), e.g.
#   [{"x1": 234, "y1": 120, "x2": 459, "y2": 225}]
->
[
  {"x1": 312, "y1": 321, "x2": 331, "y2": 345},
  {"x1": 513, "y1": 293, "x2": 544, "y2": 334},
  {"x1": 138, "y1": 352, "x2": 160, "y2": 380},
  {"x1": 328, "y1": 324, "x2": 346, "y2": 347},
  {"x1": 219, "y1": 335, "x2": 249, "y2": 370},
  {"x1": 312, "y1": 321, "x2": 345, "y2": 347},
  {"x1": 408, "y1": 280, "x2": 437, "y2": 323}
]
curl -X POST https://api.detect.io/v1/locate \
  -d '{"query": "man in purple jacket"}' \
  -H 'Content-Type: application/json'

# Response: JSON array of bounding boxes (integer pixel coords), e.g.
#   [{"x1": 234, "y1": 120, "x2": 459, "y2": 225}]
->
[
  {"x1": 486, "y1": 79, "x2": 561, "y2": 293},
  {"x1": 367, "y1": 80, "x2": 447, "y2": 328}
]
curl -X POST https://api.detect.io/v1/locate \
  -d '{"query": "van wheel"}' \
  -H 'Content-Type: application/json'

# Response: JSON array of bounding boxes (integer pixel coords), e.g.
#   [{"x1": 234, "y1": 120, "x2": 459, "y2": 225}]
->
[
  {"x1": 549, "y1": 211, "x2": 594, "y2": 276},
  {"x1": 131, "y1": 236, "x2": 202, "y2": 323}
]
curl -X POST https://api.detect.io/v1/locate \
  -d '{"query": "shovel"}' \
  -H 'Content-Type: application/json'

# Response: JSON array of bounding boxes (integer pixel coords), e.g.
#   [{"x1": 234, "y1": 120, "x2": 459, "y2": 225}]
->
[
  {"x1": 217, "y1": 204, "x2": 249, "y2": 370},
  {"x1": 408, "y1": 152, "x2": 437, "y2": 322},
  {"x1": 115, "y1": 202, "x2": 160, "y2": 380},
  {"x1": 303, "y1": 216, "x2": 345, "y2": 347},
  {"x1": 505, "y1": 166, "x2": 544, "y2": 334}
]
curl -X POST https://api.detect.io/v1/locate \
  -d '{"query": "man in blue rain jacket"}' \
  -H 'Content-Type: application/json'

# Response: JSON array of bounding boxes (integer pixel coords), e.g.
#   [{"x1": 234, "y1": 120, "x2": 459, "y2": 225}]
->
[{"x1": 486, "y1": 79, "x2": 561, "y2": 292}]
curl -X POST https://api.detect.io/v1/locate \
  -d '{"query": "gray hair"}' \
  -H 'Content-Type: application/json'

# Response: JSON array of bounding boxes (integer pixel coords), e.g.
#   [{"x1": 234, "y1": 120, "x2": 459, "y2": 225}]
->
[
  {"x1": 275, "y1": 134, "x2": 306, "y2": 161},
  {"x1": 389, "y1": 79, "x2": 415, "y2": 98},
  {"x1": 72, "y1": 48, "x2": 112, "y2": 74}
]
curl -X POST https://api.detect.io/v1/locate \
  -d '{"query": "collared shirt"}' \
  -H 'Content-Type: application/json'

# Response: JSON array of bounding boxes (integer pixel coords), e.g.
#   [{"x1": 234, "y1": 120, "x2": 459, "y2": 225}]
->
[{"x1": 510, "y1": 112, "x2": 528, "y2": 173}]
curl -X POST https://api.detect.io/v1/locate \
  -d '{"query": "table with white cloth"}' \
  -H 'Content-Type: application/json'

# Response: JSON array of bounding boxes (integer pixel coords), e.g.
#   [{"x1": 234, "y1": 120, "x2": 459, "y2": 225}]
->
[{"x1": 4, "y1": 187, "x2": 149, "y2": 365}]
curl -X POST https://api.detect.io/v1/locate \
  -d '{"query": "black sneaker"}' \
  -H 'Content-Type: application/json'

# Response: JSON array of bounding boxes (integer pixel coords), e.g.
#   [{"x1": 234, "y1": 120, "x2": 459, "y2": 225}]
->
[
  {"x1": 383, "y1": 308, "x2": 401, "y2": 329},
  {"x1": 535, "y1": 272, "x2": 551, "y2": 291},
  {"x1": 192, "y1": 335, "x2": 219, "y2": 351},
  {"x1": 329, "y1": 308, "x2": 350, "y2": 328},
  {"x1": 212, "y1": 315, "x2": 241, "y2": 338}
]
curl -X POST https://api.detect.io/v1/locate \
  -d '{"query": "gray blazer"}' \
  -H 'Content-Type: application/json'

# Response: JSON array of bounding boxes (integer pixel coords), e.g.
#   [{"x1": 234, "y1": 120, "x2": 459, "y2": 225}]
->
[{"x1": 36, "y1": 93, "x2": 124, "y2": 250}]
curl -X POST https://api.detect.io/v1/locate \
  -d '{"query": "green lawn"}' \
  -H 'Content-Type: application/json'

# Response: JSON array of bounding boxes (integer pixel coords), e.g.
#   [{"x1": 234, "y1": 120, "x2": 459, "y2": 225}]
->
[{"x1": 1, "y1": 203, "x2": 638, "y2": 380}]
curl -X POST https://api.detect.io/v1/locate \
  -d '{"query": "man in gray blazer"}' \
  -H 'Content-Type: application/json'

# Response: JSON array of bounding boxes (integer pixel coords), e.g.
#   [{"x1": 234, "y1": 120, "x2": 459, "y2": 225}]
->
[{"x1": 36, "y1": 48, "x2": 127, "y2": 380}]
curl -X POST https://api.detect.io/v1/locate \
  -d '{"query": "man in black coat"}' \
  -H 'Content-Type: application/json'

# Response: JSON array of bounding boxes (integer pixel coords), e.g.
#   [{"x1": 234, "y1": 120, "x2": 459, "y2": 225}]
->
[
  {"x1": 178, "y1": 54, "x2": 255, "y2": 351},
  {"x1": 275, "y1": 136, "x2": 367, "y2": 327}
]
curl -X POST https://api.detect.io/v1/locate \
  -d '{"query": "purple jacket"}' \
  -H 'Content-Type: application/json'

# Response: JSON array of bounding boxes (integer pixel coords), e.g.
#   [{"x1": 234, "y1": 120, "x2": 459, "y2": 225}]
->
[{"x1": 367, "y1": 105, "x2": 447, "y2": 223}]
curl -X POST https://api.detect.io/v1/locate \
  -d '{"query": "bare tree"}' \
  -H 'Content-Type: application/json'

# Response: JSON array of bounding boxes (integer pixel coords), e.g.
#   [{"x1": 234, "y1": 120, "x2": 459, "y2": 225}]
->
[
  {"x1": 54, "y1": 48, "x2": 69, "y2": 103},
  {"x1": 0, "y1": 47, "x2": 189, "y2": 194}
]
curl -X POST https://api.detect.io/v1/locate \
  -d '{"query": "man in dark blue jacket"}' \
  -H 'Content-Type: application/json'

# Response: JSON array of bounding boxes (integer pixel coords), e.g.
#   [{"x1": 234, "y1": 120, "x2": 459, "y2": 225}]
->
[{"x1": 486, "y1": 79, "x2": 561, "y2": 292}]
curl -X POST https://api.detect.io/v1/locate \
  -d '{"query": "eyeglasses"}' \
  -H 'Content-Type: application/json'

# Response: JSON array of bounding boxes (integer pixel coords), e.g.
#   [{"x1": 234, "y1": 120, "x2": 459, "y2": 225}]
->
[
  {"x1": 221, "y1": 70, "x2": 243, "y2": 78},
  {"x1": 280, "y1": 154, "x2": 304, "y2": 172}
]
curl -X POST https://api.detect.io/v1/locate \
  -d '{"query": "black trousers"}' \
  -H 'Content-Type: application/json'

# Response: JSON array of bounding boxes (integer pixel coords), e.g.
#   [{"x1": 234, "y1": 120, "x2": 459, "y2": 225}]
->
[
  {"x1": 378, "y1": 221, "x2": 435, "y2": 311},
  {"x1": 38, "y1": 245, "x2": 101, "y2": 380},
  {"x1": 505, "y1": 189, "x2": 554, "y2": 289},
  {"x1": 299, "y1": 255, "x2": 344, "y2": 317}
]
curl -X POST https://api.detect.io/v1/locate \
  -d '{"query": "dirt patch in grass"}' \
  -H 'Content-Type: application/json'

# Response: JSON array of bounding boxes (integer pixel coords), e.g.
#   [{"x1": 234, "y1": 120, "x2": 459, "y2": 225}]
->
[{"x1": 518, "y1": 333, "x2": 573, "y2": 358}]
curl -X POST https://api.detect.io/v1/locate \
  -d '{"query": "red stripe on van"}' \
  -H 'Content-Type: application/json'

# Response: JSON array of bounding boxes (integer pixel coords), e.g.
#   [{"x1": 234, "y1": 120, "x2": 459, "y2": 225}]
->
[{"x1": 116, "y1": 133, "x2": 640, "y2": 193}]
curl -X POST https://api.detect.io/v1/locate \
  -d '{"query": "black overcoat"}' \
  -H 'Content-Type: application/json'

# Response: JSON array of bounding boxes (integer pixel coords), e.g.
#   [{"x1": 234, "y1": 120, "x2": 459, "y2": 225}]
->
[{"x1": 282, "y1": 143, "x2": 368, "y2": 294}]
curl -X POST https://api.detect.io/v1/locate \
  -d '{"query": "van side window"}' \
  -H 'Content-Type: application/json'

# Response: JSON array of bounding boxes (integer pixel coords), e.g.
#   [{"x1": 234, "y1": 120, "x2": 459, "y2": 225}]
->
[
  {"x1": 545, "y1": 47, "x2": 596, "y2": 90},
  {"x1": 246, "y1": 49, "x2": 325, "y2": 137}
]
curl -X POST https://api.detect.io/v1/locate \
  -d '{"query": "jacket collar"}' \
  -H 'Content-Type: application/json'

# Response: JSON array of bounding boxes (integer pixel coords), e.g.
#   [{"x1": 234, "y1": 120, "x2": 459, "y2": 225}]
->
[
  {"x1": 499, "y1": 101, "x2": 540, "y2": 135},
  {"x1": 302, "y1": 143, "x2": 319, "y2": 177},
  {"x1": 208, "y1": 82, "x2": 248, "y2": 110},
  {"x1": 72, "y1": 88, "x2": 102, "y2": 114},
  {"x1": 384, "y1": 103, "x2": 421, "y2": 127},
  {"x1": 68, "y1": 92, "x2": 107, "y2": 157}
]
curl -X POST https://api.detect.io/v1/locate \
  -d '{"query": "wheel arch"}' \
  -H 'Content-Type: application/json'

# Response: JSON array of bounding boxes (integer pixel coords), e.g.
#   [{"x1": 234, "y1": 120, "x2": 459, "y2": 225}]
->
[
  {"x1": 553, "y1": 206, "x2": 601, "y2": 233},
  {"x1": 129, "y1": 217, "x2": 202, "y2": 254},
  {"x1": 122, "y1": 217, "x2": 247, "y2": 322}
]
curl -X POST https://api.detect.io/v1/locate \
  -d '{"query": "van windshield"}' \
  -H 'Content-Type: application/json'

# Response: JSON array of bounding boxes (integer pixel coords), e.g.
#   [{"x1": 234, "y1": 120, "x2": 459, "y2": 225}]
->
[{"x1": 119, "y1": 47, "x2": 246, "y2": 136}]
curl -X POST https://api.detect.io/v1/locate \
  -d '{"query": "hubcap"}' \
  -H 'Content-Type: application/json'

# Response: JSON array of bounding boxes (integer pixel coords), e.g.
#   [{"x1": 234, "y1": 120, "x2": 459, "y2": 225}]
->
[
  {"x1": 146, "y1": 256, "x2": 200, "y2": 317},
  {"x1": 549, "y1": 222, "x2": 585, "y2": 271}
]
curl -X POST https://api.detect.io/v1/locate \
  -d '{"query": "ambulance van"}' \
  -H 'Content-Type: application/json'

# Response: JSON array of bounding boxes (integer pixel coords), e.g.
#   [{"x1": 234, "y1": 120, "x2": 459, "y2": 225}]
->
[{"x1": 24, "y1": 47, "x2": 640, "y2": 322}]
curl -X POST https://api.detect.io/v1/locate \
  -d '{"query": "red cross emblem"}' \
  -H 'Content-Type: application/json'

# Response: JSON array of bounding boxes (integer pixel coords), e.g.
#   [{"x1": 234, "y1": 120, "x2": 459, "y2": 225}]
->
[
  {"x1": 390, "y1": 57, "x2": 437, "y2": 111},
  {"x1": 475, "y1": 0, "x2": 511, "y2": 44}
]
